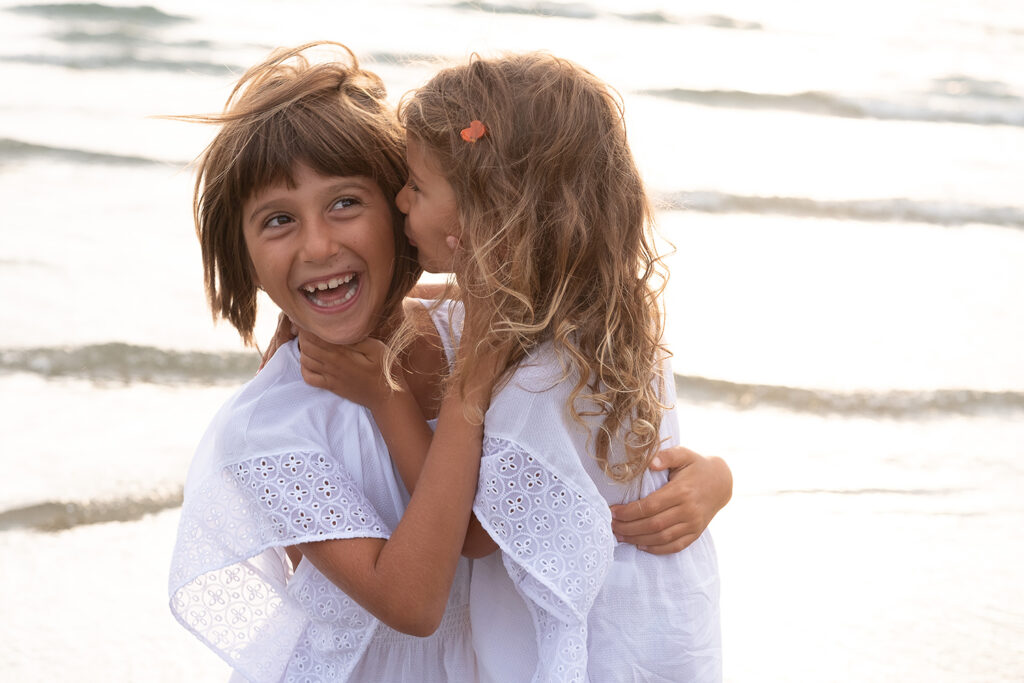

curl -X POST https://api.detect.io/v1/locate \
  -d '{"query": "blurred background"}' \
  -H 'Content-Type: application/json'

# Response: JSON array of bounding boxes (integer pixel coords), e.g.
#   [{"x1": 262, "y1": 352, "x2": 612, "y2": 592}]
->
[{"x1": 0, "y1": 0, "x2": 1021, "y2": 680}]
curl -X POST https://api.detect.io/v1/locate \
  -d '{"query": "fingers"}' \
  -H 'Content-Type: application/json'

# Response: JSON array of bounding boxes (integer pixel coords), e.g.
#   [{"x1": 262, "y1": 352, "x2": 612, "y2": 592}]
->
[
  {"x1": 616, "y1": 520, "x2": 697, "y2": 548},
  {"x1": 634, "y1": 533, "x2": 701, "y2": 555},
  {"x1": 300, "y1": 364, "x2": 328, "y2": 389},
  {"x1": 649, "y1": 445, "x2": 699, "y2": 471},
  {"x1": 609, "y1": 484, "x2": 687, "y2": 522}
]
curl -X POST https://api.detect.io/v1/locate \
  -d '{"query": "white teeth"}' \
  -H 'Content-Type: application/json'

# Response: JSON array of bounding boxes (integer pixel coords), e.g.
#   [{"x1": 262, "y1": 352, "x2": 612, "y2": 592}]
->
[{"x1": 303, "y1": 274, "x2": 356, "y2": 293}]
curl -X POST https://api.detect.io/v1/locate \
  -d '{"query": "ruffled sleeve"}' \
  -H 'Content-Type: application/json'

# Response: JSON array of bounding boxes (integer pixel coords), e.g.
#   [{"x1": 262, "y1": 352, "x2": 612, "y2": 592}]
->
[
  {"x1": 169, "y1": 448, "x2": 391, "y2": 682},
  {"x1": 473, "y1": 435, "x2": 615, "y2": 682}
]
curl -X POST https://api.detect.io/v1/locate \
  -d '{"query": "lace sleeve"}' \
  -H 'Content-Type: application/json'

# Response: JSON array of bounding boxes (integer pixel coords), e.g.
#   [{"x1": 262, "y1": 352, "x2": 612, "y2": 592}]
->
[
  {"x1": 474, "y1": 436, "x2": 614, "y2": 682},
  {"x1": 231, "y1": 451, "x2": 390, "y2": 542},
  {"x1": 169, "y1": 451, "x2": 389, "y2": 682}
]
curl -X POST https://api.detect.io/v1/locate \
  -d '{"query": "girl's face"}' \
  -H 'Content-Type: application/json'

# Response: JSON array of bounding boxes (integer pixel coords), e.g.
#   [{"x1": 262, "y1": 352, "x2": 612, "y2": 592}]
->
[
  {"x1": 396, "y1": 137, "x2": 460, "y2": 273},
  {"x1": 243, "y1": 163, "x2": 396, "y2": 344}
]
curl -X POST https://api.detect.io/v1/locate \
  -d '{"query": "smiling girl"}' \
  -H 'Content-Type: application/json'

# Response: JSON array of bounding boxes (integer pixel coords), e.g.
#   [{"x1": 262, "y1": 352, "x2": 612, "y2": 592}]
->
[
  {"x1": 310, "y1": 52, "x2": 724, "y2": 681},
  {"x1": 168, "y1": 43, "x2": 491, "y2": 681},
  {"x1": 171, "y1": 42, "x2": 730, "y2": 683}
]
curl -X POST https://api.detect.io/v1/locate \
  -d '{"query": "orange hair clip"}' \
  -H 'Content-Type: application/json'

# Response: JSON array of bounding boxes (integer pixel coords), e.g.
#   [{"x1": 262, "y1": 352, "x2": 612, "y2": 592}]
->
[{"x1": 460, "y1": 120, "x2": 486, "y2": 143}]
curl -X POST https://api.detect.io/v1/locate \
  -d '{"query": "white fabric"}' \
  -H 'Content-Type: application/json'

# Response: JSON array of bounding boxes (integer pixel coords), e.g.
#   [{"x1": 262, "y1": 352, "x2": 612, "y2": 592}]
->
[
  {"x1": 430, "y1": 300, "x2": 722, "y2": 682},
  {"x1": 168, "y1": 338, "x2": 475, "y2": 682}
]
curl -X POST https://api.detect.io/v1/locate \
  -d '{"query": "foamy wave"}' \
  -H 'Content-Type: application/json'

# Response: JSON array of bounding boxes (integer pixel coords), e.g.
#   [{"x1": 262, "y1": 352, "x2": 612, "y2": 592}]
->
[
  {"x1": 8, "y1": 3, "x2": 190, "y2": 25},
  {"x1": 0, "y1": 343, "x2": 258, "y2": 384},
  {"x1": 675, "y1": 375, "x2": 1024, "y2": 417},
  {"x1": 451, "y1": 1, "x2": 598, "y2": 19},
  {"x1": 656, "y1": 190, "x2": 1024, "y2": 229},
  {"x1": 2, "y1": 344, "x2": 1020, "y2": 418},
  {"x1": 0, "y1": 490, "x2": 182, "y2": 532},
  {"x1": 616, "y1": 11, "x2": 761, "y2": 30},
  {"x1": 639, "y1": 87, "x2": 1024, "y2": 127},
  {"x1": 0, "y1": 52, "x2": 240, "y2": 75},
  {"x1": 52, "y1": 30, "x2": 216, "y2": 49},
  {"x1": 0, "y1": 137, "x2": 177, "y2": 166}
]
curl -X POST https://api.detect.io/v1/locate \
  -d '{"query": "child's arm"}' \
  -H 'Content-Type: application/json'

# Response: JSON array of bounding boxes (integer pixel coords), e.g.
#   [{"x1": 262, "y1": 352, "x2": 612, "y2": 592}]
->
[
  {"x1": 299, "y1": 330, "x2": 431, "y2": 493},
  {"x1": 609, "y1": 446, "x2": 732, "y2": 554},
  {"x1": 299, "y1": 328, "x2": 499, "y2": 559},
  {"x1": 289, "y1": 332, "x2": 497, "y2": 636}
]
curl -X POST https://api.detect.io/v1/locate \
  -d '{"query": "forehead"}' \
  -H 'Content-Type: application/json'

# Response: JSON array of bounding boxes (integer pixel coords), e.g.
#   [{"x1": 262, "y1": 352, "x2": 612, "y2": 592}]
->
[
  {"x1": 246, "y1": 163, "x2": 385, "y2": 203},
  {"x1": 405, "y1": 137, "x2": 445, "y2": 178}
]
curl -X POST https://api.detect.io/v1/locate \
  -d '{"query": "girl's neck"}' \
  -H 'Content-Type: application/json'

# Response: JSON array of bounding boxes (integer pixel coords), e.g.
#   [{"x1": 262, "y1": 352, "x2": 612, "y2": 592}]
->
[{"x1": 378, "y1": 298, "x2": 449, "y2": 421}]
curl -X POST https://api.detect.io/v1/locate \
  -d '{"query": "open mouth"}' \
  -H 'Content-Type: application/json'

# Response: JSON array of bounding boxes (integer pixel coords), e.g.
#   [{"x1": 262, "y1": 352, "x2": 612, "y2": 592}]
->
[{"x1": 300, "y1": 273, "x2": 360, "y2": 308}]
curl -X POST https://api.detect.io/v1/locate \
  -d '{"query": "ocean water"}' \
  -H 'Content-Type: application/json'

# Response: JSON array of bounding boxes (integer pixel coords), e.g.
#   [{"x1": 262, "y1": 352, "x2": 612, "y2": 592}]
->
[{"x1": 1, "y1": 1, "x2": 1022, "y2": 681}]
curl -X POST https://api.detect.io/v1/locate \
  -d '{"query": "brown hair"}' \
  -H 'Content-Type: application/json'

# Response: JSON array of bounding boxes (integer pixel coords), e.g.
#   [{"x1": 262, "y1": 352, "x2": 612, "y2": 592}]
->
[
  {"x1": 400, "y1": 52, "x2": 668, "y2": 482},
  {"x1": 185, "y1": 41, "x2": 420, "y2": 344}
]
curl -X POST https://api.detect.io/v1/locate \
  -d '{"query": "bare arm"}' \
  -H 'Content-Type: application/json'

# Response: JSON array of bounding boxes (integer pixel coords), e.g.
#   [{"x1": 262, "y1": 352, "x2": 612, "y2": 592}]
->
[
  {"x1": 300, "y1": 327, "x2": 498, "y2": 560},
  {"x1": 299, "y1": 331, "x2": 432, "y2": 493},
  {"x1": 408, "y1": 281, "x2": 455, "y2": 300},
  {"x1": 609, "y1": 446, "x2": 732, "y2": 554},
  {"x1": 293, "y1": 334, "x2": 495, "y2": 635}
]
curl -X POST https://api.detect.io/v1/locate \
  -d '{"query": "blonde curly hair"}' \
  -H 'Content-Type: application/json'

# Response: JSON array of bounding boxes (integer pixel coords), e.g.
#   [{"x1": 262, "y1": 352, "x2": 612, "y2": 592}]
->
[{"x1": 399, "y1": 52, "x2": 669, "y2": 482}]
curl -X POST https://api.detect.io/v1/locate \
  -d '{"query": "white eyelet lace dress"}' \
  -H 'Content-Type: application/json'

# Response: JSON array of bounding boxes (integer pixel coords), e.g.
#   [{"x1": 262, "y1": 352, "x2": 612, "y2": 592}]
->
[
  {"x1": 430, "y1": 300, "x2": 723, "y2": 682},
  {"x1": 168, "y1": 338, "x2": 475, "y2": 682}
]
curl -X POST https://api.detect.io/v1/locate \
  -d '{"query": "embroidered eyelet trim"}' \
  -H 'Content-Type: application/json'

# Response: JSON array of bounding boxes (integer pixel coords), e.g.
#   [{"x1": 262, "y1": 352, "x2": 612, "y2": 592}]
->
[
  {"x1": 475, "y1": 436, "x2": 614, "y2": 681},
  {"x1": 170, "y1": 451, "x2": 390, "y2": 681},
  {"x1": 231, "y1": 451, "x2": 387, "y2": 541}
]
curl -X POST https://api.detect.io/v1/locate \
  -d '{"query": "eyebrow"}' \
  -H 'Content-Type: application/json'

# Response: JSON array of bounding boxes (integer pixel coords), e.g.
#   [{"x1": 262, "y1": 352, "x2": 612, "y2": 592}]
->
[{"x1": 246, "y1": 177, "x2": 375, "y2": 223}]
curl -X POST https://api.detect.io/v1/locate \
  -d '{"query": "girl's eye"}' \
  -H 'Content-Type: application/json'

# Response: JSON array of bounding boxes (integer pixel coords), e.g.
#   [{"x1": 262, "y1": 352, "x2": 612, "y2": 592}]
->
[
  {"x1": 405, "y1": 179, "x2": 419, "y2": 192},
  {"x1": 266, "y1": 214, "x2": 293, "y2": 228},
  {"x1": 332, "y1": 197, "x2": 358, "y2": 210}
]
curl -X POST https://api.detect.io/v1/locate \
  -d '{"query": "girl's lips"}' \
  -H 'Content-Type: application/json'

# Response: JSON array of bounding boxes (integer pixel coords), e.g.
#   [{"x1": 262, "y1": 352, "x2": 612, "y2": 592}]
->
[
  {"x1": 299, "y1": 272, "x2": 361, "y2": 311},
  {"x1": 300, "y1": 272, "x2": 356, "y2": 293}
]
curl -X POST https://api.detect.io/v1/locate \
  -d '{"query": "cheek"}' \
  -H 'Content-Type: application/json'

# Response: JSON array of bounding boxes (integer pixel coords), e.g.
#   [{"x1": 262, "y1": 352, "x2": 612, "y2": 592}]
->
[{"x1": 243, "y1": 241, "x2": 263, "y2": 288}]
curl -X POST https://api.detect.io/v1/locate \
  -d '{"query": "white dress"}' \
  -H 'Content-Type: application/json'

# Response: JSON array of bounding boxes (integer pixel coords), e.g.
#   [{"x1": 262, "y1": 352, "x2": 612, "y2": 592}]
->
[
  {"x1": 430, "y1": 302, "x2": 722, "y2": 682},
  {"x1": 168, "y1": 337, "x2": 475, "y2": 683}
]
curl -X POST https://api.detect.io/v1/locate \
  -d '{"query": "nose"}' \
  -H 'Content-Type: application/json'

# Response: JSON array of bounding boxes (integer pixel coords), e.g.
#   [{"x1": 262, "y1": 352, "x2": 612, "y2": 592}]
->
[
  {"x1": 395, "y1": 184, "x2": 410, "y2": 214},
  {"x1": 300, "y1": 215, "x2": 340, "y2": 263}
]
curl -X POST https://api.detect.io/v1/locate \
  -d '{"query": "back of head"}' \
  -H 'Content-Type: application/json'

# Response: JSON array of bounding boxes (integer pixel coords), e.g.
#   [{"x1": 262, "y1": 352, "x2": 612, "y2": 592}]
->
[
  {"x1": 401, "y1": 53, "x2": 668, "y2": 481},
  {"x1": 191, "y1": 41, "x2": 420, "y2": 344}
]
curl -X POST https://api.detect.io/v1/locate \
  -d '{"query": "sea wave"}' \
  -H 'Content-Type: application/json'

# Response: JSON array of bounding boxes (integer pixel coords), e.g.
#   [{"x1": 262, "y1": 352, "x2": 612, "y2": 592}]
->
[
  {"x1": 0, "y1": 343, "x2": 259, "y2": 384},
  {"x1": 638, "y1": 87, "x2": 1024, "y2": 127},
  {"x1": 674, "y1": 374, "x2": 1024, "y2": 418},
  {"x1": 451, "y1": 1, "x2": 598, "y2": 20},
  {"x1": 2, "y1": 343, "x2": 1020, "y2": 418},
  {"x1": 449, "y1": 2, "x2": 760, "y2": 29},
  {"x1": 7, "y1": 2, "x2": 190, "y2": 25},
  {"x1": 656, "y1": 190, "x2": 1024, "y2": 229},
  {"x1": 616, "y1": 11, "x2": 761, "y2": 30},
  {"x1": 0, "y1": 137, "x2": 181, "y2": 166},
  {"x1": 364, "y1": 51, "x2": 446, "y2": 66},
  {"x1": 0, "y1": 490, "x2": 182, "y2": 532},
  {"x1": 0, "y1": 52, "x2": 241, "y2": 75},
  {"x1": 50, "y1": 29, "x2": 216, "y2": 49}
]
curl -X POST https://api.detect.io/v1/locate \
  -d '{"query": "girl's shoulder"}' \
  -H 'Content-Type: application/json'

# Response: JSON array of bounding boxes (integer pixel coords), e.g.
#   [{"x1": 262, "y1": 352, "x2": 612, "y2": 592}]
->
[
  {"x1": 407, "y1": 296, "x2": 463, "y2": 358},
  {"x1": 206, "y1": 339, "x2": 375, "y2": 464}
]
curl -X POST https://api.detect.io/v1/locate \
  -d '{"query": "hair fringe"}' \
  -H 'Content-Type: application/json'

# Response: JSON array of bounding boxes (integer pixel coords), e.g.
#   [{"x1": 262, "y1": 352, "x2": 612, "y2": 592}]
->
[{"x1": 170, "y1": 41, "x2": 420, "y2": 345}]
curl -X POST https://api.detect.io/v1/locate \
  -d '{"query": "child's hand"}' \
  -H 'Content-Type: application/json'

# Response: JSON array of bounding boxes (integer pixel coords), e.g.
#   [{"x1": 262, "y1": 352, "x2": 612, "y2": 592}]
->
[
  {"x1": 259, "y1": 313, "x2": 297, "y2": 371},
  {"x1": 609, "y1": 446, "x2": 733, "y2": 555},
  {"x1": 454, "y1": 346, "x2": 508, "y2": 417},
  {"x1": 297, "y1": 330, "x2": 403, "y2": 411}
]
